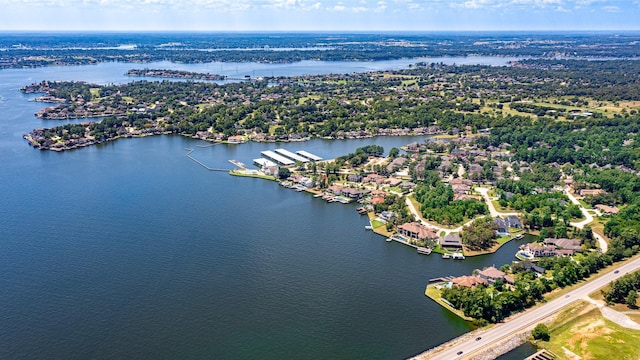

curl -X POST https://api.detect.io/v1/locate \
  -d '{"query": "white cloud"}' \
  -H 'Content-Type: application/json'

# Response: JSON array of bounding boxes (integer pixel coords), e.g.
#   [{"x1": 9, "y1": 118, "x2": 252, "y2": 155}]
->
[{"x1": 602, "y1": 5, "x2": 620, "y2": 12}]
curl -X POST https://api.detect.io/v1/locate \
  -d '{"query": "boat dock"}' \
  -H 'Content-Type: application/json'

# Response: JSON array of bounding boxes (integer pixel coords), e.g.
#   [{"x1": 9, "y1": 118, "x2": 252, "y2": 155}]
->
[
  {"x1": 275, "y1": 148, "x2": 309, "y2": 163},
  {"x1": 254, "y1": 158, "x2": 277, "y2": 168},
  {"x1": 296, "y1": 150, "x2": 322, "y2": 161},
  {"x1": 229, "y1": 160, "x2": 247, "y2": 169},
  {"x1": 185, "y1": 149, "x2": 231, "y2": 172},
  {"x1": 261, "y1": 150, "x2": 295, "y2": 166},
  {"x1": 386, "y1": 235, "x2": 433, "y2": 255}
]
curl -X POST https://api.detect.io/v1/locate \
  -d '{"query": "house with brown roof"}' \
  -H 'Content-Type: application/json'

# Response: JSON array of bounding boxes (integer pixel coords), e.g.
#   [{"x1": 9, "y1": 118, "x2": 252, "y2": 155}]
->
[
  {"x1": 579, "y1": 189, "x2": 606, "y2": 197},
  {"x1": 595, "y1": 204, "x2": 619, "y2": 215},
  {"x1": 543, "y1": 238, "x2": 582, "y2": 252},
  {"x1": 398, "y1": 222, "x2": 438, "y2": 241},
  {"x1": 476, "y1": 266, "x2": 507, "y2": 283},
  {"x1": 451, "y1": 275, "x2": 488, "y2": 288}
]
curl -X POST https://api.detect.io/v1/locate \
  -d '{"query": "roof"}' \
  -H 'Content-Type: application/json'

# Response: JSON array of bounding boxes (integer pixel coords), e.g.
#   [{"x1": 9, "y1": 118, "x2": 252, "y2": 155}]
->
[
  {"x1": 398, "y1": 222, "x2": 438, "y2": 240},
  {"x1": 544, "y1": 238, "x2": 581, "y2": 251},
  {"x1": 439, "y1": 233, "x2": 462, "y2": 247},
  {"x1": 452, "y1": 275, "x2": 488, "y2": 288},
  {"x1": 477, "y1": 266, "x2": 505, "y2": 279}
]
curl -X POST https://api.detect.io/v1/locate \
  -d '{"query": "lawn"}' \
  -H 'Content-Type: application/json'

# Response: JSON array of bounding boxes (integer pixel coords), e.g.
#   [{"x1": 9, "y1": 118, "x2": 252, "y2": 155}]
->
[
  {"x1": 537, "y1": 300, "x2": 640, "y2": 360},
  {"x1": 425, "y1": 285, "x2": 474, "y2": 322}
]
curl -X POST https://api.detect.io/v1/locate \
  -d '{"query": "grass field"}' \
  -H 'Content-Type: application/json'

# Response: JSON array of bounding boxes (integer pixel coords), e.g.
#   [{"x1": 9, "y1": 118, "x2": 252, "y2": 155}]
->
[{"x1": 537, "y1": 300, "x2": 640, "y2": 360}]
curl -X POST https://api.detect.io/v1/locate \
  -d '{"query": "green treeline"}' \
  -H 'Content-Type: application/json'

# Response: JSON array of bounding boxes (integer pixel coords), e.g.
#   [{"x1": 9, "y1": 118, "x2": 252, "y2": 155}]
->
[{"x1": 414, "y1": 182, "x2": 487, "y2": 225}]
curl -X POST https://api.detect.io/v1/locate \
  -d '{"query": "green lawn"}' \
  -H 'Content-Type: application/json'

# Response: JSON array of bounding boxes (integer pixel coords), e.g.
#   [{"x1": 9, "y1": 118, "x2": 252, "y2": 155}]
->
[
  {"x1": 538, "y1": 300, "x2": 640, "y2": 360},
  {"x1": 371, "y1": 220, "x2": 385, "y2": 229}
]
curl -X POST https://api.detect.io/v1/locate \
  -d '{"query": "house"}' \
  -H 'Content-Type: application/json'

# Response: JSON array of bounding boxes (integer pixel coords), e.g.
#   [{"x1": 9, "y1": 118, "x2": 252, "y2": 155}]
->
[
  {"x1": 327, "y1": 185, "x2": 343, "y2": 195},
  {"x1": 370, "y1": 196, "x2": 385, "y2": 205},
  {"x1": 451, "y1": 275, "x2": 488, "y2": 288},
  {"x1": 363, "y1": 174, "x2": 386, "y2": 184},
  {"x1": 386, "y1": 157, "x2": 407, "y2": 173},
  {"x1": 348, "y1": 174, "x2": 363, "y2": 183},
  {"x1": 438, "y1": 233, "x2": 463, "y2": 249},
  {"x1": 476, "y1": 266, "x2": 507, "y2": 283},
  {"x1": 405, "y1": 142, "x2": 420, "y2": 152},
  {"x1": 505, "y1": 215, "x2": 522, "y2": 229},
  {"x1": 543, "y1": 238, "x2": 582, "y2": 252},
  {"x1": 399, "y1": 182, "x2": 416, "y2": 190},
  {"x1": 379, "y1": 211, "x2": 395, "y2": 222},
  {"x1": 494, "y1": 218, "x2": 510, "y2": 236},
  {"x1": 398, "y1": 222, "x2": 438, "y2": 241},
  {"x1": 522, "y1": 243, "x2": 558, "y2": 258},
  {"x1": 341, "y1": 187, "x2": 362, "y2": 199},
  {"x1": 385, "y1": 177, "x2": 403, "y2": 187},
  {"x1": 517, "y1": 261, "x2": 546, "y2": 275},
  {"x1": 579, "y1": 189, "x2": 606, "y2": 197},
  {"x1": 595, "y1": 204, "x2": 619, "y2": 215}
]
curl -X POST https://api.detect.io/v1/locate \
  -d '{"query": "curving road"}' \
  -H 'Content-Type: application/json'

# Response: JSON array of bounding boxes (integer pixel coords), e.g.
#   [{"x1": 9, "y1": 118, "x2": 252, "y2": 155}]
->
[
  {"x1": 475, "y1": 187, "x2": 521, "y2": 218},
  {"x1": 564, "y1": 188, "x2": 608, "y2": 253},
  {"x1": 412, "y1": 256, "x2": 640, "y2": 360}
]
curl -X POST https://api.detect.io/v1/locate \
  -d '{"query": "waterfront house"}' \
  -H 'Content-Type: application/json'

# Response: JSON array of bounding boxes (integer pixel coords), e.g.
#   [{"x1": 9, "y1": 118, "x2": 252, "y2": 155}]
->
[
  {"x1": 476, "y1": 266, "x2": 508, "y2": 283},
  {"x1": 452, "y1": 275, "x2": 488, "y2": 288},
  {"x1": 328, "y1": 185, "x2": 343, "y2": 195},
  {"x1": 543, "y1": 238, "x2": 582, "y2": 253},
  {"x1": 521, "y1": 243, "x2": 558, "y2": 258},
  {"x1": 438, "y1": 233, "x2": 463, "y2": 250},
  {"x1": 494, "y1": 218, "x2": 510, "y2": 237},
  {"x1": 370, "y1": 196, "x2": 385, "y2": 205},
  {"x1": 341, "y1": 187, "x2": 363, "y2": 199},
  {"x1": 398, "y1": 222, "x2": 438, "y2": 242}
]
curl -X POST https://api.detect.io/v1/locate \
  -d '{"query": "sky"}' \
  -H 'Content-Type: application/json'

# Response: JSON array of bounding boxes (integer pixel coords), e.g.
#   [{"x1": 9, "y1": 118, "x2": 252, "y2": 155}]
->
[{"x1": 1, "y1": 0, "x2": 639, "y2": 31}]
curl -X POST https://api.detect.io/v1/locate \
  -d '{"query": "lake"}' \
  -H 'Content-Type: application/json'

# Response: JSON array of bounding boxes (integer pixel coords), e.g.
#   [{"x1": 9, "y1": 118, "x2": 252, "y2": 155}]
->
[{"x1": 0, "y1": 58, "x2": 535, "y2": 359}]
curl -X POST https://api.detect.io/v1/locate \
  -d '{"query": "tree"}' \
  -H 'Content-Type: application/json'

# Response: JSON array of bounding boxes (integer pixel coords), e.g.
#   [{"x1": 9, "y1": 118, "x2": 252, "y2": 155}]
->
[
  {"x1": 532, "y1": 323, "x2": 550, "y2": 341},
  {"x1": 626, "y1": 290, "x2": 638, "y2": 309},
  {"x1": 388, "y1": 147, "x2": 400, "y2": 158},
  {"x1": 277, "y1": 168, "x2": 291, "y2": 179}
]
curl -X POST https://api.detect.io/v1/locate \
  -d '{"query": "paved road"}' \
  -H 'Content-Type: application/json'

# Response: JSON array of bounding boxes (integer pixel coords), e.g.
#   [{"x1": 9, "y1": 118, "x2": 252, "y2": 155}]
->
[
  {"x1": 475, "y1": 187, "x2": 521, "y2": 218},
  {"x1": 413, "y1": 256, "x2": 640, "y2": 360},
  {"x1": 564, "y1": 188, "x2": 608, "y2": 252}
]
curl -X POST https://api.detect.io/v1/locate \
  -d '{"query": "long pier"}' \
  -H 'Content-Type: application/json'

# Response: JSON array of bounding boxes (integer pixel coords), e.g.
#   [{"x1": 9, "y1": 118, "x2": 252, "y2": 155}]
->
[{"x1": 184, "y1": 149, "x2": 231, "y2": 172}]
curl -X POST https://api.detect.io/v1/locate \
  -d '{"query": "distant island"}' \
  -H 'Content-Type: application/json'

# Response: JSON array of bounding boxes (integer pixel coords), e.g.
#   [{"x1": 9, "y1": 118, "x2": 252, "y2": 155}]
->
[{"x1": 126, "y1": 68, "x2": 227, "y2": 81}]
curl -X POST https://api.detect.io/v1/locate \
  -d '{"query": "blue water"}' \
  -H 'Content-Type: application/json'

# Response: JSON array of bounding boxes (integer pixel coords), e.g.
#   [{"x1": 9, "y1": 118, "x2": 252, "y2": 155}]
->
[{"x1": 1, "y1": 59, "x2": 530, "y2": 359}]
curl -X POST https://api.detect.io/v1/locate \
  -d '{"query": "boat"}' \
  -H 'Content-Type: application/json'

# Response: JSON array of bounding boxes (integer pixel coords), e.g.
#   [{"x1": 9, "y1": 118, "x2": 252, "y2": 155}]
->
[
  {"x1": 515, "y1": 234, "x2": 524, "y2": 240},
  {"x1": 442, "y1": 253, "x2": 451, "y2": 259},
  {"x1": 365, "y1": 225, "x2": 373, "y2": 230},
  {"x1": 386, "y1": 237, "x2": 393, "y2": 242},
  {"x1": 451, "y1": 252, "x2": 465, "y2": 260}
]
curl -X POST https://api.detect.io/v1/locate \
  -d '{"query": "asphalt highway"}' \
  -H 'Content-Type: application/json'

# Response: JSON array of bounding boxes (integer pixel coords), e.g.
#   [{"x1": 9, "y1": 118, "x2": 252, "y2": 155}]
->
[{"x1": 413, "y1": 256, "x2": 640, "y2": 360}]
